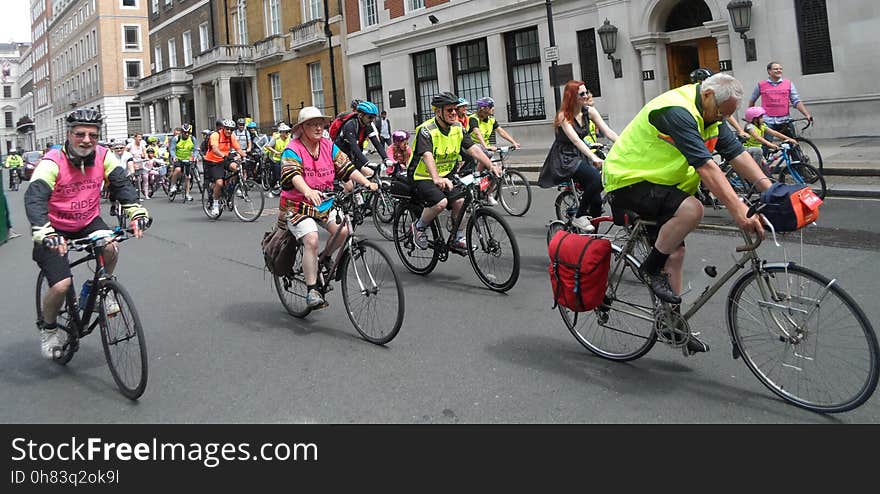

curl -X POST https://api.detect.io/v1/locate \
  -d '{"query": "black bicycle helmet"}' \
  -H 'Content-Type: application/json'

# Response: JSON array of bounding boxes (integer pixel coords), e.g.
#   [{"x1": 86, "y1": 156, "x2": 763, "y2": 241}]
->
[
  {"x1": 181, "y1": 123, "x2": 193, "y2": 133},
  {"x1": 350, "y1": 98, "x2": 363, "y2": 109},
  {"x1": 66, "y1": 108, "x2": 103, "y2": 127},
  {"x1": 431, "y1": 91, "x2": 460, "y2": 108},
  {"x1": 690, "y1": 67, "x2": 714, "y2": 84}
]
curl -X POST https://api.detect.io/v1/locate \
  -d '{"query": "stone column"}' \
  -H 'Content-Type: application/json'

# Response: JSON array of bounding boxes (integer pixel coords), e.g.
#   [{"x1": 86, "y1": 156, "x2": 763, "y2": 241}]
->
[
  {"x1": 631, "y1": 33, "x2": 670, "y2": 103},
  {"x1": 140, "y1": 103, "x2": 152, "y2": 135},
  {"x1": 217, "y1": 76, "x2": 233, "y2": 121},
  {"x1": 435, "y1": 48, "x2": 452, "y2": 93},
  {"x1": 194, "y1": 84, "x2": 208, "y2": 133},
  {"x1": 705, "y1": 20, "x2": 733, "y2": 73},
  {"x1": 154, "y1": 102, "x2": 166, "y2": 133},
  {"x1": 168, "y1": 94, "x2": 182, "y2": 129},
  {"x1": 486, "y1": 34, "x2": 510, "y2": 120}
]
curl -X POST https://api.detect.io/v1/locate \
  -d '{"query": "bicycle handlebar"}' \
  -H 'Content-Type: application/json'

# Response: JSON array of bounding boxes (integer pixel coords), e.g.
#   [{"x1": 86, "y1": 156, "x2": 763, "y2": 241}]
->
[{"x1": 53, "y1": 225, "x2": 145, "y2": 252}]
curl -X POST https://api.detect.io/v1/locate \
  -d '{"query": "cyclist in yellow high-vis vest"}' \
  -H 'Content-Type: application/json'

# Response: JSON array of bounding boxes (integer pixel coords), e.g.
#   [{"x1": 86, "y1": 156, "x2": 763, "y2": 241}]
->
[
  {"x1": 409, "y1": 92, "x2": 499, "y2": 251},
  {"x1": 603, "y1": 74, "x2": 769, "y2": 354}
]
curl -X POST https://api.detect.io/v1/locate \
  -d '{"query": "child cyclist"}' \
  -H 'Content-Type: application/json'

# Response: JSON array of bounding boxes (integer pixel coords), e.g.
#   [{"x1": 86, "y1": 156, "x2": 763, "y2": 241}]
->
[
  {"x1": 386, "y1": 130, "x2": 412, "y2": 176},
  {"x1": 743, "y1": 106, "x2": 797, "y2": 174}
]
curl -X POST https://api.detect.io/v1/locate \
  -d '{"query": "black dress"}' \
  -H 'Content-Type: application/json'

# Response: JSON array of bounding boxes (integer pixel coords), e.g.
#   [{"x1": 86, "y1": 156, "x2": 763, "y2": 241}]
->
[{"x1": 538, "y1": 108, "x2": 591, "y2": 188}]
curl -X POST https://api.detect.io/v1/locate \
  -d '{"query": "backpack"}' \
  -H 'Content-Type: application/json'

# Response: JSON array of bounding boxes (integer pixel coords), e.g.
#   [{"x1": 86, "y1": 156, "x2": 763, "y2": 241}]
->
[
  {"x1": 759, "y1": 182, "x2": 823, "y2": 232},
  {"x1": 199, "y1": 132, "x2": 212, "y2": 156},
  {"x1": 328, "y1": 112, "x2": 359, "y2": 140},
  {"x1": 548, "y1": 230, "x2": 612, "y2": 312},
  {"x1": 261, "y1": 227, "x2": 298, "y2": 275}
]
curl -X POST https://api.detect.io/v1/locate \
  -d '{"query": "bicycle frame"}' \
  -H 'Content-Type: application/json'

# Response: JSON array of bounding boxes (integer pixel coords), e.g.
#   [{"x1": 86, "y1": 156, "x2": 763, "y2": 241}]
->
[
  {"x1": 313, "y1": 193, "x2": 380, "y2": 295},
  {"x1": 60, "y1": 239, "x2": 116, "y2": 339}
]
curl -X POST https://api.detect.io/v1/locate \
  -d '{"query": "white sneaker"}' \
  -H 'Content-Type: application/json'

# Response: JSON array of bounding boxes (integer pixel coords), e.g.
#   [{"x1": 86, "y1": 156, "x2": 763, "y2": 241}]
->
[
  {"x1": 169, "y1": 185, "x2": 178, "y2": 194},
  {"x1": 211, "y1": 201, "x2": 220, "y2": 216},
  {"x1": 236, "y1": 188, "x2": 244, "y2": 198},
  {"x1": 571, "y1": 215, "x2": 596, "y2": 233},
  {"x1": 40, "y1": 327, "x2": 68, "y2": 359},
  {"x1": 185, "y1": 194, "x2": 194, "y2": 202},
  {"x1": 103, "y1": 294, "x2": 121, "y2": 317},
  {"x1": 486, "y1": 195, "x2": 499, "y2": 206},
  {"x1": 306, "y1": 289, "x2": 327, "y2": 309}
]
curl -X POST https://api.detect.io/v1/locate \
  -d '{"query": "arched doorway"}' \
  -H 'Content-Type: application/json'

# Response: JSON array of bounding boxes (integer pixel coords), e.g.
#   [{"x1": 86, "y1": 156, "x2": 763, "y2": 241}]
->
[{"x1": 663, "y1": 0, "x2": 720, "y2": 87}]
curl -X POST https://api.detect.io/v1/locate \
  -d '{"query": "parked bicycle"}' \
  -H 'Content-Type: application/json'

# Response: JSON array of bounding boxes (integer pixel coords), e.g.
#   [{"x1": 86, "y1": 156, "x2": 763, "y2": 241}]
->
[
  {"x1": 392, "y1": 169, "x2": 520, "y2": 292},
  {"x1": 273, "y1": 184, "x2": 405, "y2": 345},
  {"x1": 556, "y1": 201, "x2": 878, "y2": 413},
  {"x1": 35, "y1": 221, "x2": 150, "y2": 400},
  {"x1": 201, "y1": 152, "x2": 266, "y2": 222}
]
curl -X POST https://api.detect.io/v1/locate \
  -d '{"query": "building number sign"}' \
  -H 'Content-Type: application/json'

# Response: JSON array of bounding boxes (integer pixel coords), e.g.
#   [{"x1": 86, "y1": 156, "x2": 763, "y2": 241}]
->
[{"x1": 642, "y1": 70, "x2": 655, "y2": 81}]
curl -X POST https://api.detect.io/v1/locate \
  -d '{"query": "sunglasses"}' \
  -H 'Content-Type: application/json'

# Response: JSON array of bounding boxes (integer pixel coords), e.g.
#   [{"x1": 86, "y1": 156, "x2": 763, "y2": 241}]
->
[
  {"x1": 578, "y1": 91, "x2": 590, "y2": 97},
  {"x1": 443, "y1": 108, "x2": 457, "y2": 114},
  {"x1": 72, "y1": 131, "x2": 100, "y2": 140}
]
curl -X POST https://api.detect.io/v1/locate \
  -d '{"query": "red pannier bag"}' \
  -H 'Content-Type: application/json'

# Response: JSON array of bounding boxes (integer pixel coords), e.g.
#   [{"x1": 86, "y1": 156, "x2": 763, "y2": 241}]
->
[{"x1": 548, "y1": 230, "x2": 612, "y2": 312}]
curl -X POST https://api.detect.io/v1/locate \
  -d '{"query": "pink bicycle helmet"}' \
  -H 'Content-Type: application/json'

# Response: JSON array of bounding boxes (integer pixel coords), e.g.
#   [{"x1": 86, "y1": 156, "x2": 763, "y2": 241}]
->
[
  {"x1": 391, "y1": 130, "x2": 410, "y2": 143},
  {"x1": 744, "y1": 106, "x2": 766, "y2": 122}
]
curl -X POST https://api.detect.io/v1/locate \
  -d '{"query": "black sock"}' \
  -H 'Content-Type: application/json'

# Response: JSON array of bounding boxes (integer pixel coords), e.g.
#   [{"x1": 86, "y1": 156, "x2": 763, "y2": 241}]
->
[
  {"x1": 643, "y1": 247, "x2": 670, "y2": 275},
  {"x1": 307, "y1": 284, "x2": 317, "y2": 292},
  {"x1": 43, "y1": 321, "x2": 58, "y2": 330}
]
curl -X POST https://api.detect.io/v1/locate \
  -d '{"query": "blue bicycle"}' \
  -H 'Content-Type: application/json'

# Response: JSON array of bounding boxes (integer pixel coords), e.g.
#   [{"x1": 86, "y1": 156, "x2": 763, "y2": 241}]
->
[{"x1": 767, "y1": 142, "x2": 826, "y2": 199}]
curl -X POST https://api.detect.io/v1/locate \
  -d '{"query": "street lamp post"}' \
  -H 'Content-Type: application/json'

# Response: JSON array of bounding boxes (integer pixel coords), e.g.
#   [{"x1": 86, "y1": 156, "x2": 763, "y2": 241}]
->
[
  {"x1": 236, "y1": 56, "x2": 248, "y2": 118},
  {"x1": 727, "y1": 0, "x2": 757, "y2": 62},
  {"x1": 597, "y1": 19, "x2": 623, "y2": 79},
  {"x1": 323, "y1": 0, "x2": 339, "y2": 116},
  {"x1": 545, "y1": 0, "x2": 561, "y2": 112}
]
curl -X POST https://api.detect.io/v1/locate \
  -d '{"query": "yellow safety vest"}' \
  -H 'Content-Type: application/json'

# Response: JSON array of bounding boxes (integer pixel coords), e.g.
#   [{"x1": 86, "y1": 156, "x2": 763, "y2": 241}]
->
[
  {"x1": 412, "y1": 118, "x2": 464, "y2": 181},
  {"x1": 603, "y1": 84, "x2": 720, "y2": 195}
]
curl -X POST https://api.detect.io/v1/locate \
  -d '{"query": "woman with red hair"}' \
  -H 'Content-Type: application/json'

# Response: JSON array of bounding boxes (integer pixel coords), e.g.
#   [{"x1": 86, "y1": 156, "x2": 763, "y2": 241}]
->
[{"x1": 538, "y1": 80, "x2": 606, "y2": 232}]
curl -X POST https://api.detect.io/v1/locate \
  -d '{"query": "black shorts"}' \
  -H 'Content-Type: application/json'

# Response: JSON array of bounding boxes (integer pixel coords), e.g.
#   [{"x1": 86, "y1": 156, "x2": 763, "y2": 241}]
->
[
  {"x1": 203, "y1": 160, "x2": 229, "y2": 182},
  {"x1": 413, "y1": 179, "x2": 467, "y2": 208},
  {"x1": 608, "y1": 182, "x2": 692, "y2": 242},
  {"x1": 33, "y1": 216, "x2": 111, "y2": 287},
  {"x1": 173, "y1": 160, "x2": 193, "y2": 173}
]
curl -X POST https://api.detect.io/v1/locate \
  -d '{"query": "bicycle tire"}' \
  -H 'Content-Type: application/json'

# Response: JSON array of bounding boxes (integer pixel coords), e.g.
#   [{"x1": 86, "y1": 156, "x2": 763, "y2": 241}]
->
[
  {"x1": 98, "y1": 279, "x2": 148, "y2": 400},
  {"x1": 563, "y1": 244, "x2": 658, "y2": 361},
  {"x1": 794, "y1": 137, "x2": 824, "y2": 175},
  {"x1": 274, "y1": 246, "x2": 311, "y2": 318},
  {"x1": 232, "y1": 181, "x2": 265, "y2": 222},
  {"x1": 727, "y1": 264, "x2": 879, "y2": 413},
  {"x1": 261, "y1": 161, "x2": 274, "y2": 191},
  {"x1": 466, "y1": 207, "x2": 520, "y2": 292},
  {"x1": 191, "y1": 167, "x2": 204, "y2": 194},
  {"x1": 392, "y1": 203, "x2": 440, "y2": 275},
  {"x1": 779, "y1": 162, "x2": 826, "y2": 200},
  {"x1": 554, "y1": 190, "x2": 577, "y2": 221},
  {"x1": 497, "y1": 170, "x2": 532, "y2": 217},
  {"x1": 35, "y1": 272, "x2": 76, "y2": 365},
  {"x1": 371, "y1": 188, "x2": 396, "y2": 241},
  {"x1": 341, "y1": 240, "x2": 405, "y2": 345}
]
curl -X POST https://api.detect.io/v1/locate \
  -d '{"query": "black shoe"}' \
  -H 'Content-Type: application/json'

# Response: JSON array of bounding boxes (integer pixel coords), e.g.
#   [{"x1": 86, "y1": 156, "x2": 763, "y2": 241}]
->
[
  {"x1": 638, "y1": 266, "x2": 682, "y2": 304},
  {"x1": 685, "y1": 335, "x2": 710, "y2": 355}
]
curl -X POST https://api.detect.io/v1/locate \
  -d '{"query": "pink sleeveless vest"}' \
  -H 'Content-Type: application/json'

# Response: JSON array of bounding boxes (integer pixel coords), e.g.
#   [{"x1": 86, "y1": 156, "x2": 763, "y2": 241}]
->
[
  {"x1": 279, "y1": 138, "x2": 336, "y2": 205},
  {"x1": 44, "y1": 146, "x2": 109, "y2": 231},
  {"x1": 759, "y1": 79, "x2": 792, "y2": 117}
]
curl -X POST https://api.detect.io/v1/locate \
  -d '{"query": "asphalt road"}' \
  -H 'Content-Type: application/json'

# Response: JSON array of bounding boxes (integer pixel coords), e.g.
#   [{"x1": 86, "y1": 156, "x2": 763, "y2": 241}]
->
[{"x1": 2, "y1": 186, "x2": 879, "y2": 423}]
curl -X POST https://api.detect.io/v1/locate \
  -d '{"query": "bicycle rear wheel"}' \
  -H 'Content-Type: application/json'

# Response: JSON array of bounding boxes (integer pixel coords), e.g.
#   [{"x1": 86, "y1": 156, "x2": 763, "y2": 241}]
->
[
  {"x1": 554, "y1": 190, "x2": 577, "y2": 221},
  {"x1": 341, "y1": 240, "x2": 404, "y2": 345},
  {"x1": 274, "y1": 246, "x2": 311, "y2": 318},
  {"x1": 392, "y1": 203, "x2": 440, "y2": 275},
  {"x1": 563, "y1": 244, "x2": 657, "y2": 361},
  {"x1": 371, "y1": 188, "x2": 396, "y2": 241},
  {"x1": 232, "y1": 181, "x2": 265, "y2": 222},
  {"x1": 794, "y1": 138, "x2": 824, "y2": 174},
  {"x1": 779, "y1": 162, "x2": 826, "y2": 200},
  {"x1": 497, "y1": 170, "x2": 532, "y2": 217},
  {"x1": 466, "y1": 208, "x2": 520, "y2": 292},
  {"x1": 727, "y1": 264, "x2": 879, "y2": 413},
  {"x1": 98, "y1": 279, "x2": 148, "y2": 400},
  {"x1": 35, "y1": 272, "x2": 76, "y2": 365},
  {"x1": 202, "y1": 181, "x2": 222, "y2": 219}
]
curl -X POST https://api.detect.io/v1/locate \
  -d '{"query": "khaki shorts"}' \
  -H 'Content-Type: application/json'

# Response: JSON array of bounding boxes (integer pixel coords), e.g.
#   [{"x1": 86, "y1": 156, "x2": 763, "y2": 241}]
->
[{"x1": 286, "y1": 210, "x2": 343, "y2": 240}]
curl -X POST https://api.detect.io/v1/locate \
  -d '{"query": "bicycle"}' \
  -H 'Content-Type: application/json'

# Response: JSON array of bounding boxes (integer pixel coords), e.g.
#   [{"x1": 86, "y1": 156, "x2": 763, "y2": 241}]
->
[
  {"x1": 8, "y1": 167, "x2": 22, "y2": 191},
  {"x1": 553, "y1": 143, "x2": 607, "y2": 221},
  {"x1": 484, "y1": 146, "x2": 532, "y2": 217},
  {"x1": 766, "y1": 142, "x2": 827, "y2": 199},
  {"x1": 35, "y1": 223, "x2": 149, "y2": 400},
  {"x1": 557, "y1": 201, "x2": 878, "y2": 413},
  {"x1": 148, "y1": 163, "x2": 170, "y2": 199},
  {"x1": 273, "y1": 184, "x2": 405, "y2": 345},
  {"x1": 392, "y1": 170, "x2": 520, "y2": 292},
  {"x1": 201, "y1": 153, "x2": 266, "y2": 222},
  {"x1": 772, "y1": 117, "x2": 824, "y2": 175},
  {"x1": 167, "y1": 159, "x2": 203, "y2": 202}
]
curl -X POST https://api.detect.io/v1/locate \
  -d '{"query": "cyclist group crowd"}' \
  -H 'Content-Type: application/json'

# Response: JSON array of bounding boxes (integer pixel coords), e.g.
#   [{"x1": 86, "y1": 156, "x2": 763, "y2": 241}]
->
[{"x1": 15, "y1": 59, "x2": 817, "y2": 361}]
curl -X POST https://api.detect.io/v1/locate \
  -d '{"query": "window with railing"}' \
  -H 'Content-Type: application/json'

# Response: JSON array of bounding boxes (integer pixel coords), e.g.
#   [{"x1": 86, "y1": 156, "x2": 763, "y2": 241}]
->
[
  {"x1": 452, "y1": 38, "x2": 490, "y2": 106},
  {"x1": 364, "y1": 63, "x2": 383, "y2": 111},
  {"x1": 309, "y1": 62, "x2": 324, "y2": 110},
  {"x1": 795, "y1": 0, "x2": 834, "y2": 75},
  {"x1": 360, "y1": 0, "x2": 378, "y2": 28},
  {"x1": 6, "y1": 112, "x2": 13, "y2": 128},
  {"x1": 235, "y1": 0, "x2": 248, "y2": 45},
  {"x1": 125, "y1": 60, "x2": 142, "y2": 89},
  {"x1": 265, "y1": 0, "x2": 281, "y2": 36},
  {"x1": 304, "y1": 0, "x2": 322, "y2": 21},
  {"x1": 270, "y1": 73, "x2": 282, "y2": 122},
  {"x1": 3, "y1": 86, "x2": 11, "y2": 98},
  {"x1": 576, "y1": 28, "x2": 601, "y2": 97},
  {"x1": 412, "y1": 50, "x2": 439, "y2": 126},
  {"x1": 505, "y1": 27, "x2": 545, "y2": 122}
]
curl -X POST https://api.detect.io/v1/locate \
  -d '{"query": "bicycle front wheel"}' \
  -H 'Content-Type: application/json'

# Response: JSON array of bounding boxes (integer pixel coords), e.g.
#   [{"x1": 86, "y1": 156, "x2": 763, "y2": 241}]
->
[
  {"x1": 392, "y1": 203, "x2": 440, "y2": 275},
  {"x1": 35, "y1": 272, "x2": 76, "y2": 365},
  {"x1": 274, "y1": 246, "x2": 311, "y2": 318},
  {"x1": 232, "y1": 181, "x2": 265, "y2": 222},
  {"x1": 794, "y1": 137, "x2": 824, "y2": 174},
  {"x1": 779, "y1": 162, "x2": 826, "y2": 200},
  {"x1": 191, "y1": 166, "x2": 204, "y2": 194},
  {"x1": 371, "y1": 188, "x2": 396, "y2": 241},
  {"x1": 466, "y1": 208, "x2": 520, "y2": 292},
  {"x1": 563, "y1": 244, "x2": 657, "y2": 361},
  {"x1": 341, "y1": 240, "x2": 405, "y2": 345},
  {"x1": 554, "y1": 190, "x2": 577, "y2": 221},
  {"x1": 727, "y1": 264, "x2": 879, "y2": 413},
  {"x1": 98, "y1": 279, "x2": 148, "y2": 400},
  {"x1": 497, "y1": 170, "x2": 532, "y2": 216}
]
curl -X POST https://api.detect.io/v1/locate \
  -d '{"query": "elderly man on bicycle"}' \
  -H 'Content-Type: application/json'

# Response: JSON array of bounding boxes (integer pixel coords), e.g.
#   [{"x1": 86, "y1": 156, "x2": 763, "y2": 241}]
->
[
  {"x1": 602, "y1": 74, "x2": 769, "y2": 355},
  {"x1": 409, "y1": 92, "x2": 499, "y2": 251},
  {"x1": 24, "y1": 108, "x2": 150, "y2": 359},
  {"x1": 278, "y1": 106, "x2": 377, "y2": 309}
]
